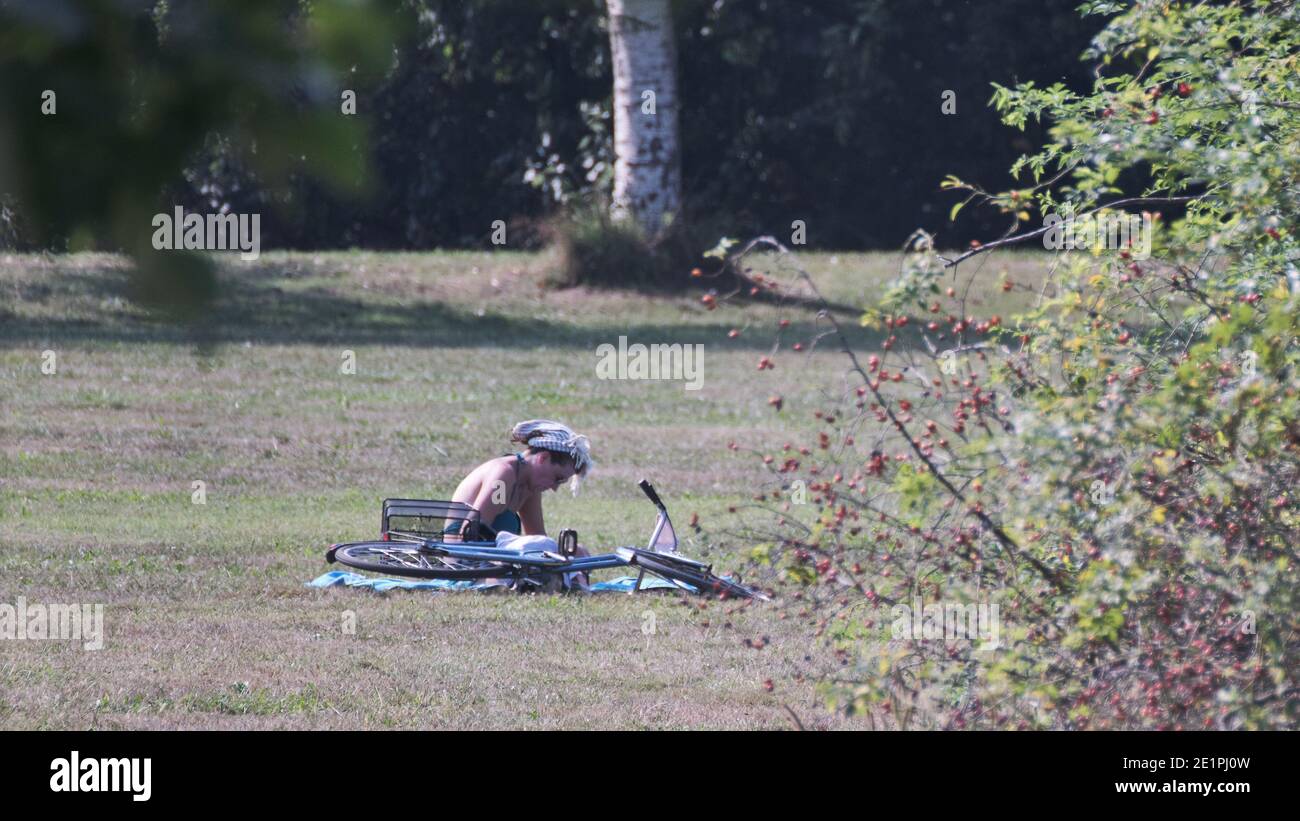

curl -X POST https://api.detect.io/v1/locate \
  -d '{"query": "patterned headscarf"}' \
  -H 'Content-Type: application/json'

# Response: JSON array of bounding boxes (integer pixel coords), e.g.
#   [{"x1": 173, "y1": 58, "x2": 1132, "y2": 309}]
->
[{"x1": 510, "y1": 419, "x2": 593, "y2": 492}]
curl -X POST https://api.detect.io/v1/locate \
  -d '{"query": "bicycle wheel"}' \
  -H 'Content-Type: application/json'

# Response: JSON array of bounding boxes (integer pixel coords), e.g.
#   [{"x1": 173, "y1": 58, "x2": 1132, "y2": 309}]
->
[
  {"x1": 619, "y1": 548, "x2": 767, "y2": 600},
  {"x1": 328, "y1": 541, "x2": 510, "y2": 580}
]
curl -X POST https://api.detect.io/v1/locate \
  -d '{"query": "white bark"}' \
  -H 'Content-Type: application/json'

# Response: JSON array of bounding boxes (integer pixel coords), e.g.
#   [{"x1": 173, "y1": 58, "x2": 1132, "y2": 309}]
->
[{"x1": 607, "y1": 0, "x2": 681, "y2": 240}]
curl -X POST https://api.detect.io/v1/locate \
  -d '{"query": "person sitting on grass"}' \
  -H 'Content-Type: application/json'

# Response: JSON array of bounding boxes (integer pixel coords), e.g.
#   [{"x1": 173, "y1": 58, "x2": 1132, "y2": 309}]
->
[{"x1": 445, "y1": 419, "x2": 592, "y2": 543}]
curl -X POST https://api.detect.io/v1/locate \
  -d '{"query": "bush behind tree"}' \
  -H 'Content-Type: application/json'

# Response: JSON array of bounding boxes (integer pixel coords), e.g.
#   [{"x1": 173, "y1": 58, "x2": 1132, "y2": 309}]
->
[{"x1": 3, "y1": 0, "x2": 1097, "y2": 256}]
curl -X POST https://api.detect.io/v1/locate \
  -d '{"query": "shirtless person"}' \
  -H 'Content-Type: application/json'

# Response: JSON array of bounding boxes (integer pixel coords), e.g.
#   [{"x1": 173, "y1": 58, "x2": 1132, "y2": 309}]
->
[{"x1": 445, "y1": 419, "x2": 592, "y2": 542}]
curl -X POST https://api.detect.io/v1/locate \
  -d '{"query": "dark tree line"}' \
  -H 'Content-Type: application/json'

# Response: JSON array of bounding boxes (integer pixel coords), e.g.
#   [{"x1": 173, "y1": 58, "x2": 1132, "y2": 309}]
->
[{"x1": 3, "y1": 0, "x2": 1099, "y2": 253}]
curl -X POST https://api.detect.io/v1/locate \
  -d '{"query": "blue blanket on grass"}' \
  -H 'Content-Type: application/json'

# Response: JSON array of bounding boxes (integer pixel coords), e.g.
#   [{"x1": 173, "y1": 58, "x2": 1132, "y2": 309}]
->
[{"x1": 307, "y1": 570, "x2": 692, "y2": 594}]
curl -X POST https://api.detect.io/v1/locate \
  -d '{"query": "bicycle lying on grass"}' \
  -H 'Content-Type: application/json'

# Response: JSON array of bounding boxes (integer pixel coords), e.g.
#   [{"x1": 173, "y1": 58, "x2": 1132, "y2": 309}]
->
[{"x1": 325, "y1": 480, "x2": 767, "y2": 600}]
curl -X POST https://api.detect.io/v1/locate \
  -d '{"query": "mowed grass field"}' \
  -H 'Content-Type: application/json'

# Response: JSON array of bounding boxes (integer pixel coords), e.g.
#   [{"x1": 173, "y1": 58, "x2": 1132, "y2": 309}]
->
[{"x1": 0, "y1": 247, "x2": 1048, "y2": 729}]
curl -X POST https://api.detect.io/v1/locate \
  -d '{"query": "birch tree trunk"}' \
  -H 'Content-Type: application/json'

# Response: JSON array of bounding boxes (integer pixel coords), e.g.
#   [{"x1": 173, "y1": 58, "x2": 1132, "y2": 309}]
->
[{"x1": 607, "y1": 0, "x2": 681, "y2": 241}]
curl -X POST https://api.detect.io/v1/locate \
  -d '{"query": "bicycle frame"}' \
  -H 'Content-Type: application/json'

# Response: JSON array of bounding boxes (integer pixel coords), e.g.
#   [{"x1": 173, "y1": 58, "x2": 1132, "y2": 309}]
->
[
  {"x1": 398, "y1": 539, "x2": 632, "y2": 574},
  {"x1": 381, "y1": 481, "x2": 696, "y2": 586}
]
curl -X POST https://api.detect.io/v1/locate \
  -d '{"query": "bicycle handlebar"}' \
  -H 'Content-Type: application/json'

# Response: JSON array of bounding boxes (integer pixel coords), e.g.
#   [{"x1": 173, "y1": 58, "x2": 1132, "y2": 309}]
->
[{"x1": 638, "y1": 479, "x2": 666, "y2": 510}]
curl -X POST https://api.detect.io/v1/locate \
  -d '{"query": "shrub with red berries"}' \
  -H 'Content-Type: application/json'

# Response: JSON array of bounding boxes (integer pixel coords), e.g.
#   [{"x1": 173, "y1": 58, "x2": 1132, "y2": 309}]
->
[{"x1": 712, "y1": 0, "x2": 1299, "y2": 730}]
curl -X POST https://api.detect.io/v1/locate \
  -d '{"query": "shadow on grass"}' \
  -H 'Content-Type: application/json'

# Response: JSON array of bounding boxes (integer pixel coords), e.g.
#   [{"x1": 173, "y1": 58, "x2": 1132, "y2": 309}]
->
[{"x1": 0, "y1": 258, "x2": 888, "y2": 351}]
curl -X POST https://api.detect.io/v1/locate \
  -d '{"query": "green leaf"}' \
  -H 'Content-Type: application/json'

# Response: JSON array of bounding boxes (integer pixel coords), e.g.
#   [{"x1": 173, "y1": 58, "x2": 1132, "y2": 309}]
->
[{"x1": 703, "y1": 237, "x2": 738, "y2": 260}]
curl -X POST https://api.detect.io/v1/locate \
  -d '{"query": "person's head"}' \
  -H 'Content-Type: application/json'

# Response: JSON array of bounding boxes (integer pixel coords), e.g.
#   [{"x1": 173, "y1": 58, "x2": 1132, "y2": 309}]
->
[
  {"x1": 525, "y1": 447, "x2": 578, "y2": 492},
  {"x1": 509, "y1": 419, "x2": 593, "y2": 493}
]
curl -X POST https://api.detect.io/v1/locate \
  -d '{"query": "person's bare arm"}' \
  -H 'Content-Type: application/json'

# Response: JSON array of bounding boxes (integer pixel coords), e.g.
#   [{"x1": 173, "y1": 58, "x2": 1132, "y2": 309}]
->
[{"x1": 518, "y1": 490, "x2": 545, "y2": 536}]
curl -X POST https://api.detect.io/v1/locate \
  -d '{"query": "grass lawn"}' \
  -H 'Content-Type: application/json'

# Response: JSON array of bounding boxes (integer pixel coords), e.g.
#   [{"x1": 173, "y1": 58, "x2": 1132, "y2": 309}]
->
[{"x1": 0, "y1": 247, "x2": 1049, "y2": 729}]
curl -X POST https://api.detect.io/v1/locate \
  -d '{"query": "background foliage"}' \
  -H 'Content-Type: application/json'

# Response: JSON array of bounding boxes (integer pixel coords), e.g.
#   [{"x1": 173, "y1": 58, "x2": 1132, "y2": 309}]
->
[{"x1": 2, "y1": 0, "x2": 1097, "y2": 253}]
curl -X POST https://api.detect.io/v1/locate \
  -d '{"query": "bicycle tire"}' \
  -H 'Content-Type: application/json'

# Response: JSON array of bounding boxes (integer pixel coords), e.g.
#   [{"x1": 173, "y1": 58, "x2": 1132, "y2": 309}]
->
[{"x1": 328, "y1": 541, "x2": 514, "y2": 580}]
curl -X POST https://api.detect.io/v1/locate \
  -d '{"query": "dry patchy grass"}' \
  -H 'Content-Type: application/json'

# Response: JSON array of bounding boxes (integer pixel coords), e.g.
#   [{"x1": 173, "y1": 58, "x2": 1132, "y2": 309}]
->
[{"x1": 0, "y1": 248, "x2": 1051, "y2": 729}]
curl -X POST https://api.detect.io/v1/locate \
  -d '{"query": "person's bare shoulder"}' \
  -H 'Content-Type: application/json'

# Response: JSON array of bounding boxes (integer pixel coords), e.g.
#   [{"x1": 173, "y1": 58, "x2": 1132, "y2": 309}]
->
[
  {"x1": 452, "y1": 456, "x2": 514, "y2": 504},
  {"x1": 479, "y1": 456, "x2": 517, "y2": 495},
  {"x1": 487, "y1": 455, "x2": 515, "y2": 478}
]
